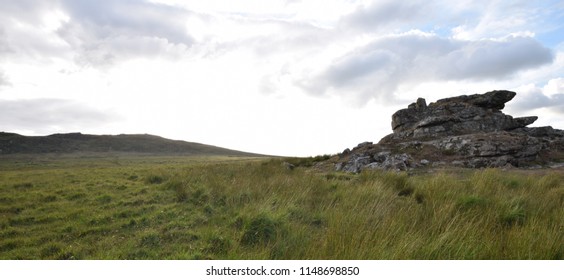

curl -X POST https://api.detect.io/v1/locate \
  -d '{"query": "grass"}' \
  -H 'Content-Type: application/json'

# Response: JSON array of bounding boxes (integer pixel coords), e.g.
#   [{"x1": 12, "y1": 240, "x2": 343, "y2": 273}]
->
[{"x1": 0, "y1": 155, "x2": 562, "y2": 259}]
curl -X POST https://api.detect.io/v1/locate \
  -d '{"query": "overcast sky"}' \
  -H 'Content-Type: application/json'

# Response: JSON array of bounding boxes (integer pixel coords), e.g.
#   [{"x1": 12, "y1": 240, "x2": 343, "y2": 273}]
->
[{"x1": 1, "y1": 0, "x2": 564, "y2": 156}]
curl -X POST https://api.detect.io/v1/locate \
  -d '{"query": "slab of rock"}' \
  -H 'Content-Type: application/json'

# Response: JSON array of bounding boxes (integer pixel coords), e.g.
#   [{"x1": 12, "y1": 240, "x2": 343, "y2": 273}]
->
[
  {"x1": 386, "y1": 90, "x2": 539, "y2": 142},
  {"x1": 333, "y1": 90, "x2": 564, "y2": 172}
]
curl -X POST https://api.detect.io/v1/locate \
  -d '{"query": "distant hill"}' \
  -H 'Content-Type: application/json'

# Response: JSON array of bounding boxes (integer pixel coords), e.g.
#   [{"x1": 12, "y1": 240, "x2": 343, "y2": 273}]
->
[{"x1": 0, "y1": 132, "x2": 264, "y2": 157}]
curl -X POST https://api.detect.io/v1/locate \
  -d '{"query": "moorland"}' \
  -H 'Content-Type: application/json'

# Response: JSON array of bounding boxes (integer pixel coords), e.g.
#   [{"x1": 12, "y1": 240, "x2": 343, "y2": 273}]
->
[{"x1": 1, "y1": 154, "x2": 562, "y2": 259}]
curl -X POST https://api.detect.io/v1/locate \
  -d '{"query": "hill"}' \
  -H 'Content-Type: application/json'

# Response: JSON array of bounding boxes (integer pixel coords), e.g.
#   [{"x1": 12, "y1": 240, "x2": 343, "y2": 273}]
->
[{"x1": 0, "y1": 132, "x2": 263, "y2": 157}]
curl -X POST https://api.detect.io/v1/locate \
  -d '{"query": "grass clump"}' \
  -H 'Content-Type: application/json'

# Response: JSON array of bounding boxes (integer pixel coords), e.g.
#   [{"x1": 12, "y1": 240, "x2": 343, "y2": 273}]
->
[
  {"x1": 139, "y1": 232, "x2": 162, "y2": 248},
  {"x1": 456, "y1": 195, "x2": 488, "y2": 211},
  {"x1": 13, "y1": 183, "x2": 33, "y2": 189},
  {"x1": 240, "y1": 214, "x2": 281, "y2": 246},
  {"x1": 145, "y1": 175, "x2": 165, "y2": 184},
  {"x1": 283, "y1": 154, "x2": 333, "y2": 167},
  {"x1": 96, "y1": 195, "x2": 112, "y2": 204},
  {"x1": 500, "y1": 203, "x2": 527, "y2": 227},
  {"x1": 205, "y1": 235, "x2": 231, "y2": 255}
]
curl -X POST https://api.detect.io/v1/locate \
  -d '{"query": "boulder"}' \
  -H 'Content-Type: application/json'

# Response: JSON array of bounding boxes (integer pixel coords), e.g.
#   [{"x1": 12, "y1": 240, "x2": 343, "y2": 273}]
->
[
  {"x1": 387, "y1": 90, "x2": 538, "y2": 142},
  {"x1": 333, "y1": 90, "x2": 564, "y2": 171}
]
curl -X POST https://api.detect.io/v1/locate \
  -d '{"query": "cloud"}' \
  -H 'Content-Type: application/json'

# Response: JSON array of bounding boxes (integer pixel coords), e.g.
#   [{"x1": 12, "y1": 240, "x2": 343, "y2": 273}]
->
[
  {"x1": 0, "y1": 27, "x2": 11, "y2": 55},
  {"x1": 55, "y1": 0, "x2": 195, "y2": 66},
  {"x1": 449, "y1": 1, "x2": 564, "y2": 42},
  {"x1": 61, "y1": 0, "x2": 192, "y2": 43},
  {"x1": 341, "y1": 0, "x2": 431, "y2": 31},
  {"x1": 442, "y1": 36, "x2": 554, "y2": 79},
  {"x1": 0, "y1": 71, "x2": 9, "y2": 88},
  {"x1": 0, "y1": 0, "x2": 71, "y2": 61},
  {"x1": 509, "y1": 80, "x2": 564, "y2": 114},
  {"x1": 0, "y1": 99, "x2": 118, "y2": 133},
  {"x1": 0, "y1": 0, "x2": 198, "y2": 66},
  {"x1": 296, "y1": 32, "x2": 554, "y2": 103},
  {"x1": 0, "y1": 0, "x2": 58, "y2": 30},
  {"x1": 340, "y1": 0, "x2": 562, "y2": 41}
]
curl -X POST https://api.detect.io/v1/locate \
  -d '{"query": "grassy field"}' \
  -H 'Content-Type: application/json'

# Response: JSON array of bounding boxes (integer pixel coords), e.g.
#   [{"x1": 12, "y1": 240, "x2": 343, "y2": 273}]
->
[{"x1": 0, "y1": 154, "x2": 562, "y2": 259}]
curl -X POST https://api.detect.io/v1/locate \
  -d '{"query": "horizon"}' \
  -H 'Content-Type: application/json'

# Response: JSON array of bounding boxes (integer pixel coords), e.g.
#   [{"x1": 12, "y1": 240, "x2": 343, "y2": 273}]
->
[{"x1": 1, "y1": 1, "x2": 563, "y2": 156}]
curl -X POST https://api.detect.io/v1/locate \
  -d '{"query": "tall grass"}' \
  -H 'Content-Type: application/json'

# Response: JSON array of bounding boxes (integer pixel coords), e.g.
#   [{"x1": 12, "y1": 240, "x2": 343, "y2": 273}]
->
[{"x1": 0, "y1": 156, "x2": 562, "y2": 259}]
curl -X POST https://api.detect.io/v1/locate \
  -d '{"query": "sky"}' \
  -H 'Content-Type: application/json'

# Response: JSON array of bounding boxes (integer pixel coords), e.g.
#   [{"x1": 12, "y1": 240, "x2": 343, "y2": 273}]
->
[{"x1": 1, "y1": 0, "x2": 564, "y2": 156}]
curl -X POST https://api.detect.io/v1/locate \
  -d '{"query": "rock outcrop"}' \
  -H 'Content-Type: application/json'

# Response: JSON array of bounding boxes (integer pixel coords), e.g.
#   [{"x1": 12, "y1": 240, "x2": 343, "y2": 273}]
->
[{"x1": 334, "y1": 90, "x2": 564, "y2": 172}]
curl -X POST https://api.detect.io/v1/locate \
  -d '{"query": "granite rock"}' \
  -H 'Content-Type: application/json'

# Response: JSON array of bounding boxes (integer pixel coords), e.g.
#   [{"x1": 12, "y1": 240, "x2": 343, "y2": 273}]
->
[{"x1": 333, "y1": 90, "x2": 564, "y2": 171}]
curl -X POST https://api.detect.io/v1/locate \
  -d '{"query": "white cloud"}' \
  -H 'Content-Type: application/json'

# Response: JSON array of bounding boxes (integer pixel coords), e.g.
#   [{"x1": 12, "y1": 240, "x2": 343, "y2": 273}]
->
[
  {"x1": 507, "y1": 79, "x2": 564, "y2": 114},
  {"x1": 544, "y1": 77, "x2": 564, "y2": 96},
  {"x1": 0, "y1": 1, "x2": 71, "y2": 63},
  {"x1": 502, "y1": 78, "x2": 564, "y2": 133},
  {"x1": 60, "y1": 0, "x2": 193, "y2": 44},
  {"x1": 450, "y1": 0, "x2": 564, "y2": 42},
  {"x1": 55, "y1": 0, "x2": 196, "y2": 67},
  {"x1": 295, "y1": 32, "x2": 554, "y2": 104},
  {"x1": 0, "y1": 71, "x2": 9, "y2": 88},
  {"x1": 0, "y1": 0, "x2": 58, "y2": 25}
]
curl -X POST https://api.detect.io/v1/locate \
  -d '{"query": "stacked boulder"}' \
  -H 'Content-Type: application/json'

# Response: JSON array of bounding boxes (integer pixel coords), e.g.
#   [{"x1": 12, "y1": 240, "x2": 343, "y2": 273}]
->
[{"x1": 335, "y1": 90, "x2": 564, "y2": 172}]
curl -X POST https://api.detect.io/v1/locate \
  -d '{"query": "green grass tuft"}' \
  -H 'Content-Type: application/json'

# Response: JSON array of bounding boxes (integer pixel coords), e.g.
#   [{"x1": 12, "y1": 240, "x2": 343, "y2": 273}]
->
[
  {"x1": 240, "y1": 214, "x2": 281, "y2": 246},
  {"x1": 457, "y1": 195, "x2": 487, "y2": 210},
  {"x1": 145, "y1": 175, "x2": 165, "y2": 184}
]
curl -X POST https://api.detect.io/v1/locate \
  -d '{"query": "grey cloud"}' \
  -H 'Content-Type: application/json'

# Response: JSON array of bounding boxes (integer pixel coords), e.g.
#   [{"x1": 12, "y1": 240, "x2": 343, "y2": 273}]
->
[
  {"x1": 0, "y1": 0, "x2": 196, "y2": 67},
  {"x1": 441, "y1": 37, "x2": 554, "y2": 79},
  {"x1": 323, "y1": 50, "x2": 396, "y2": 86},
  {"x1": 0, "y1": 28, "x2": 10, "y2": 55},
  {"x1": 297, "y1": 33, "x2": 554, "y2": 103},
  {"x1": 509, "y1": 89, "x2": 564, "y2": 114},
  {"x1": 339, "y1": 1, "x2": 551, "y2": 38},
  {"x1": 57, "y1": 0, "x2": 195, "y2": 66},
  {"x1": 0, "y1": 99, "x2": 118, "y2": 133},
  {"x1": 0, "y1": 1, "x2": 70, "y2": 61},
  {"x1": 60, "y1": 0, "x2": 193, "y2": 45},
  {"x1": 342, "y1": 0, "x2": 430, "y2": 30}
]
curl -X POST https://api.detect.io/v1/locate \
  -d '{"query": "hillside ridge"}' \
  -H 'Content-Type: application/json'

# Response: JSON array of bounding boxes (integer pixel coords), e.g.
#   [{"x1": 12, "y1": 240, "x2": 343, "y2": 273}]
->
[{"x1": 0, "y1": 132, "x2": 263, "y2": 157}]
